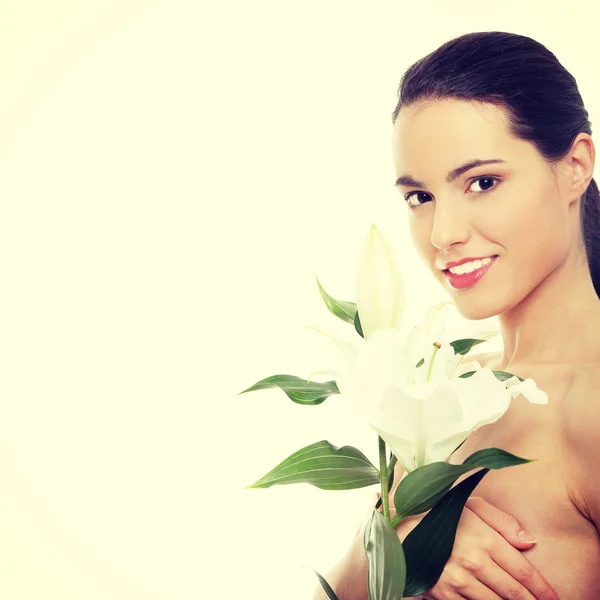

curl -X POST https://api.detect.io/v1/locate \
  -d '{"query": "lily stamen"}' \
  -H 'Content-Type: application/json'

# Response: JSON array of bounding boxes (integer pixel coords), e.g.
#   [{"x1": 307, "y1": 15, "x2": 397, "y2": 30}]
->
[{"x1": 426, "y1": 341, "x2": 441, "y2": 382}]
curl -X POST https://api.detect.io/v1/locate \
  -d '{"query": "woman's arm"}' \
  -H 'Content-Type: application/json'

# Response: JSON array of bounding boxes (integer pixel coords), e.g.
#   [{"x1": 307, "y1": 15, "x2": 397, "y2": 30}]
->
[
  {"x1": 312, "y1": 461, "x2": 409, "y2": 600},
  {"x1": 310, "y1": 525, "x2": 368, "y2": 600}
]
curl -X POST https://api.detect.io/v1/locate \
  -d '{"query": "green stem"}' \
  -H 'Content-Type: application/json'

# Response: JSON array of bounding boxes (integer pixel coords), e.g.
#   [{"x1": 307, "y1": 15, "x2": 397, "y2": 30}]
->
[
  {"x1": 378, "y1": 436, "x2": 390, "y2": 522},
  {"x1": 374, "y1": 453, "x2": 398, "y2": 512},
  {"x1": 389, "y1": 514, "x2": 403, "y2": 529}
]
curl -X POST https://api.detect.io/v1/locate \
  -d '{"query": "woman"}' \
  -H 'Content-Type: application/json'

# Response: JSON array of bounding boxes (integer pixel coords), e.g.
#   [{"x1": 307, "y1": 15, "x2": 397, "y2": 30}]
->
[{"x1": 314, "y1": 31, "x2": 600, "y2": 599}]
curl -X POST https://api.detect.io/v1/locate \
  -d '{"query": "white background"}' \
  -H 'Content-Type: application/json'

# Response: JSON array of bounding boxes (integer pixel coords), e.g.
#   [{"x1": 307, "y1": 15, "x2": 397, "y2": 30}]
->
[{"x1": 0, "y1": 1, "x2": 598, "y2": 598}]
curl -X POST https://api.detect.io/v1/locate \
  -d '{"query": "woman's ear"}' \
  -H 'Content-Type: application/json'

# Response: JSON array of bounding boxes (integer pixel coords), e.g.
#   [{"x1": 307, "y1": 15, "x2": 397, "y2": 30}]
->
[{"x1": 566, "y1": 133, "x2": 596, "y2": 204}]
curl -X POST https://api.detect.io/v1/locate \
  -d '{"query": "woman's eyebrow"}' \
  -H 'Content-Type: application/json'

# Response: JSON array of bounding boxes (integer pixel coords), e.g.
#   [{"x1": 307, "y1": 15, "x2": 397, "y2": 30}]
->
[{"x1": 394, "y1": 158, "x2": 507, "y2": 187}]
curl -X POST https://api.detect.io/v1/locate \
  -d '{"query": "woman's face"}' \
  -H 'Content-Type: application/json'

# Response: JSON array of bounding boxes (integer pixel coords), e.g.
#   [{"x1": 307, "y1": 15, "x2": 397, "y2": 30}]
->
[{"x1": 391, "y1": 98, "x2": 574, "y2": 320}]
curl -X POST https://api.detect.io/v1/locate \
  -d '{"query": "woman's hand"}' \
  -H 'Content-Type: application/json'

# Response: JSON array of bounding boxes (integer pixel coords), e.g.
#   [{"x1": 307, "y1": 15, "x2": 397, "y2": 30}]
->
[{"x1": 397, "y1": 496, "x2": 560, "y2": 600}]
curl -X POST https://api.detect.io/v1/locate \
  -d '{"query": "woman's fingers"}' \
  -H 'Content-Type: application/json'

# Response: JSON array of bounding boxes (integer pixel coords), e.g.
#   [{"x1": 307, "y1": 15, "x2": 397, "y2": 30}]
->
[
  {"x1": 452, "y1": 578, "x2": 503, "y2": 600},
  {"x1": 427, "y1": 569, "x2": 504, "y2": 600},
  {"x1": 488, "y1": 542, "x2": 560, "y2": 600},
  {"x1": 464, "y1": 498, "x2": 560, "y2": 598},
  {"x1": 465, "y1": 496, "x2": 537, "y2": 549},
  {"x1": 462, "y1": 556, "x2": 543, "y2": 600},
  {"x1": 426, "y1": 555, "x2": 532, "y2": 600}
]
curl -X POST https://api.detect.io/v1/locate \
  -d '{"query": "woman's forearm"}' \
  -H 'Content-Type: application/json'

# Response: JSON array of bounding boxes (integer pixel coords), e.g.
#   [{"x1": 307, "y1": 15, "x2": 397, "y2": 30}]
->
[
  {"x1": 311, "y1": 529, "x2": 369, "y2": 600},
  {"x1": 312, "y1": 463, "x2": 409, "y2": 600}
]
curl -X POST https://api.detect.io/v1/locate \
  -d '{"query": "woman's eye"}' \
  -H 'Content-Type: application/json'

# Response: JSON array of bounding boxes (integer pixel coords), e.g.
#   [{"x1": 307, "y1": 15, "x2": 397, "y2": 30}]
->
[
  {"x1": 404, "y1": 176, "x2": 500, "y2": 208},
  {"x1": 467, "y1": 176, "x2": 499, "y2": 193},
  {"x1": 404, "y1": 191, "x2": 432, "y2": 208}
]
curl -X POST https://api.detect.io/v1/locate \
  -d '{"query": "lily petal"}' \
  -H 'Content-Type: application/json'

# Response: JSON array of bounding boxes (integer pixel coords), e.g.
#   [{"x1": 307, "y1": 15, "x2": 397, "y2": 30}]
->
[
  {"x1": 421, "y1": 381, "x2": 465, "y2": 445},
  {"x1": 306, "y1": 368, "x2": 339, "y2": 382},
  {"x1": 452, "y1": 369, "x2": 513, "y2": 432},
  {"x1": 370, "y1": 421, "x2": 419, "y2": 473},
  {"x1": 366, "y1": 386, "x2": 425, "y2": 471},
  {"x1": 356, "y1": 224, "x2": 404, "y2": 339},
  {"x1": 421, "y1": 373, "x2": 511, "y2": 465},
  {"x1": 425, "y1": 430, "x2": 471, "y2": 465},
  {"x1": 423, "y1": 301, "x2": 455, "y2": 341},
  {"x1": 339, "y1": 327, "x2": 410, "y2": 414},
  {"x1": 304, "y1": 324, "x2": 358, "y2": 370},
  {"x1": 368, "y1": 386, "x2": 421, "y2": 444},
  {"x1": 504, "y1": 376, "x2": 549, "y2": 405}
]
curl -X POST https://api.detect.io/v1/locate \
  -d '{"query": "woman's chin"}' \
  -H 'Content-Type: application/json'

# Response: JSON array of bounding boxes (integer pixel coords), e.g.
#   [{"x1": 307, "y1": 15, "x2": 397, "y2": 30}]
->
[{"x1": 449, "y1": 297, "x2": 502, "y2": 321}]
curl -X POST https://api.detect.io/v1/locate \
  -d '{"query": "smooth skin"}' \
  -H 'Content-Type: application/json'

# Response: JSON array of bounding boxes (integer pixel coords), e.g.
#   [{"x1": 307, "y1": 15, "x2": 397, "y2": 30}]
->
[
  {"x1": 314, "y1": 98, "x2": 600, "y2": 598},
  {"x1": 313, "y1": 457, "x2": 558, "y2": 600}
]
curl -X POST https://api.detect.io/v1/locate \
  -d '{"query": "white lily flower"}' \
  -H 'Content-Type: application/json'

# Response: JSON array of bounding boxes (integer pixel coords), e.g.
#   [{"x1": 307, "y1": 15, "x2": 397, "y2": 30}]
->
[
  {"x1": 307, "y1": 300, "x2": 547, "y2": 473},
  {"x1": 342, "y1": 333, "x2": 547, "y2": 471},
  {"x1": 366, "y1": 369, "x2": 522, "y2": 472},
  {"x1": 356, "y1": 224, "x2": 404, "y2": 339}
]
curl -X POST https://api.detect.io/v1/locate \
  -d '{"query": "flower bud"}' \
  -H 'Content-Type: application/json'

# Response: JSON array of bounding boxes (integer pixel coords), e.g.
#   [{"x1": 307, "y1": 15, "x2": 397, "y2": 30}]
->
[{"x1": 356, "y1": 224, "x2": 404, "y2": 339}]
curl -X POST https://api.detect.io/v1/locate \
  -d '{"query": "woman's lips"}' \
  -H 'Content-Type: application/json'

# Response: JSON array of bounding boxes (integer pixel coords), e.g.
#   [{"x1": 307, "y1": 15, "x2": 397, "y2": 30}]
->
[{"x1": 443, "y1": 256, "x2": 498, "y2": 289}]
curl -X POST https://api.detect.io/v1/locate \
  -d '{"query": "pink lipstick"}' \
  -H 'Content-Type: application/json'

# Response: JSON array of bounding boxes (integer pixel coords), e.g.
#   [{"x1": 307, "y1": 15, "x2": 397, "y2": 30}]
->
[{"x1": 443, "y1": 256, "x2": 498, "y2": 289}]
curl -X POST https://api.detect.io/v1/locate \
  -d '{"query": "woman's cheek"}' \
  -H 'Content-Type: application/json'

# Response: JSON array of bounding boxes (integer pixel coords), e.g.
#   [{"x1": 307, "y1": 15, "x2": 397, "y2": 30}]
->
[{"x1": 409, "y1": 214, "x2": 435, "y2": 261}]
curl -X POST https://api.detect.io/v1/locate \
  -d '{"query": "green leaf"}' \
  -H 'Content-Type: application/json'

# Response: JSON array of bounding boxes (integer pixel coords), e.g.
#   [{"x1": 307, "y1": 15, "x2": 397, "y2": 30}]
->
[
  {"x1": 316, "y1": 276, "x2": 357, "y2": 324},
  {"x1": 401, "y1": 469, "x2": 488, "y2": 596},
  {"x1": 312, "y1": 569, "x2": 340, "y2": 600},
  {"x1": 458, "y1": 369, "x2": 525, "y2": 383},
  {"x1": 363, "y1": 509, "x2": 406, "y2": 600},
  {"x1": 354, "y1": 310, "x2": 364, "y2": 338},
  {"x1": 449, "y1": 338, "x2": 487, "y2": 355},
  {"x1": 387, "y1": 454, "x2": 398, "y2": 492},
  {"x1": 463, "y1": 447, "x2": 535, "y2": 469},
  {"x1": 238, "y1": 374, "x2": 340, "y2": 405},
  {"x1": 492, "y1": 369, "x2": 525, "y2": 383},
  {"x1": 393, "y1": 448, "x2": 532, "y2": 521},
  {"x1": 458, "y1": 370, "x2": 476, "y2": 378},
  {"x1": 246, "y1": 440, "x2": 380, "y2": 490}
]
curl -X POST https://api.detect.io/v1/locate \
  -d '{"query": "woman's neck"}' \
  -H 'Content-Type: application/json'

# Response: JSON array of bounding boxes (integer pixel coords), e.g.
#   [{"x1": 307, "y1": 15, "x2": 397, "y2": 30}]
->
[{"x1": 497, "y1": 250, "x2": 600, "y2": 370}]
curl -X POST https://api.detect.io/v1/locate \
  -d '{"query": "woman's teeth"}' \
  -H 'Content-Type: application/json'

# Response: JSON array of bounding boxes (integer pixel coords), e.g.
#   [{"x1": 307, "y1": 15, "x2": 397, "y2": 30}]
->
[{"x1": 448, "y1": 256, "x2": 493, "y2": 275}]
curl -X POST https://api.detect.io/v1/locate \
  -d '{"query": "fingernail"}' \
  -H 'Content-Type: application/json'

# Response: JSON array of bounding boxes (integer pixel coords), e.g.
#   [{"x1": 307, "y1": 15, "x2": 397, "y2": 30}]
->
[{"x1": 518, "y1": 529, "x2": 536, "y2": 542}]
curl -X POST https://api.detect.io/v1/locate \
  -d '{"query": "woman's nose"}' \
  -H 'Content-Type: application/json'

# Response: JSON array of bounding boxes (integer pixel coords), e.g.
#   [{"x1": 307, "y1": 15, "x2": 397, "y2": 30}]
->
[{"x1": 429, "y1": 199, "x2": 470, "y2": 251}]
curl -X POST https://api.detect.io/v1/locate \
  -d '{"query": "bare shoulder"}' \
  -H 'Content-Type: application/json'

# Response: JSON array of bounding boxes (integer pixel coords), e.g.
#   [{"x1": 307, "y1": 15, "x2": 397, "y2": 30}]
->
[
  {"x1": 559, "y1": 362, "x2": 600, "y2": 523},
  {"x1": 560, "y1": 362, "x2": 600, "y2": 439}
]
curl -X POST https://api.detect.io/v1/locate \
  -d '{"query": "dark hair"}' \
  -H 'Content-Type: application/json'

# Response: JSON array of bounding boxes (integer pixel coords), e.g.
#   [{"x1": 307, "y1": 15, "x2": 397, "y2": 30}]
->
[{"x1": 392, "y1": 31, "x2": 600, "y2": 298}]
